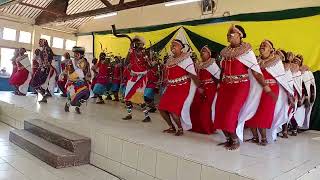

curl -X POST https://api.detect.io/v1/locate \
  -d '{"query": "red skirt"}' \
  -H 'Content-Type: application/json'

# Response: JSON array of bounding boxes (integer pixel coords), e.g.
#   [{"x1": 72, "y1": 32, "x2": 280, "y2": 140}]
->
[
  {"x1": 246, "y1": 84, "x2": 279, "y2": 128},
  {"x1": 213, "y1": 81, "x2": 250, "y2": 133},
  {"x1": 9, "y1": 69, "x2": 29, "y2": 86},
  {"x1": 190, "y1": 83, "x2": 216, "y2": 134},
  {"x1": 158, "y1": 81, "x2": 191, "y2": 117}
]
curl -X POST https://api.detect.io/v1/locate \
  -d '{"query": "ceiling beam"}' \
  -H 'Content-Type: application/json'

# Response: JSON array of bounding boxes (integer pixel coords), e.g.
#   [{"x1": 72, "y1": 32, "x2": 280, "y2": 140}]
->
[
  {"x1": 99, "y1": 0, "x2": 112, "y2": 7},
  {"x1": 38, "y1": 0, "x2": 176, "y2": 25},
  {"x1": 19, "y1": 2, "x2": 64, "y2": 16},
  {"x1": 35, "y1": 0, "x2": 69, "y2": 25}
]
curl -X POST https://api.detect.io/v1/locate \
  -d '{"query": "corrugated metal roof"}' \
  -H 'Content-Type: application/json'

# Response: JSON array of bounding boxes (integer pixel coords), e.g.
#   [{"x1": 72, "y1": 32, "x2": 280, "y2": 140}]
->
[
  {"x1": 64, "y1": 0, "x2": 106, "y2": 29},
  {"x1": 1, "y1": 0, "x2": 53, "y2": 19},
  {"x1": 0, "y1": 0, "x2": 107, "y2": 30}
]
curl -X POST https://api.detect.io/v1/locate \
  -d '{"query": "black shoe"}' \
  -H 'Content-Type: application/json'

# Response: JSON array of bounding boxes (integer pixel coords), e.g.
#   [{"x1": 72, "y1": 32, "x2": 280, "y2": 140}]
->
[
  {"x1": 142, "y1": 116, "x2": 151, "y2": 122},
  {"x1": 75, "y1": 107, "x2": 81, "y2": 114},
  {"x1": 60, "y1": 93, "x2": 67, "y2": 97},
  {"x1": 64, "y1": 103, "x2": 70, "y2": 112},
  {"x1": 122, "y1": 115, "x2": 132, "y2": 120}
]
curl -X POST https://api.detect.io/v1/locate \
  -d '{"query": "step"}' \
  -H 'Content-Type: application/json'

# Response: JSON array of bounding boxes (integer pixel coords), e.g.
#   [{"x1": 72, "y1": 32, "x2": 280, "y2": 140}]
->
[
  {"x1": 24, "y1": 119, "x2": 90, "y2": 155},
  {"x1": 9, "y1": 130, "x2": 88, "y2": 168}
]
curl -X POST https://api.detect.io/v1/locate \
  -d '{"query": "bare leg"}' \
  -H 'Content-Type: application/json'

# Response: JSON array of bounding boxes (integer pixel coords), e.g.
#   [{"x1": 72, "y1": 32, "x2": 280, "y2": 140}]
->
[
  {"x1": 290, "y1": 118, "x2": 298, "y2": 136},
  {"x1": 171, "y1": 113, "x2": 183, "y2": 136},
  {"x1": 218, "y1": 131, "x2": 231, "y2": 147},
  {"x1": 258, "y1": 128, "x2": 268, "y2": 146},
  {"x1": 245, "y1": 128, "x2": 259, "y2": 143},
  {"x1": 281, "y1": 124, "x2": 288, "y2": 138},
  {"x1": 160, "y1": 110, "x2": 176, "y2": 133},
  {"x1": 122, "y1": 101, "x2": 133, "y2": 120},
  {"x1": 227, "y1": 133, "x2": 240, "y2": 151}
]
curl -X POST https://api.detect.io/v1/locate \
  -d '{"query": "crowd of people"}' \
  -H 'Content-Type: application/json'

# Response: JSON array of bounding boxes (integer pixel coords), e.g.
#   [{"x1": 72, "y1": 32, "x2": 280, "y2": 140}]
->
[{"x1": 8, "y1": 24, "x2": 316, "y2": 151}]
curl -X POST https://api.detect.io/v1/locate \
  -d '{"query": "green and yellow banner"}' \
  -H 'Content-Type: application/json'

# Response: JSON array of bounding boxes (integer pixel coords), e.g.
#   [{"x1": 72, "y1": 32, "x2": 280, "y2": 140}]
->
[{"x1": 93, "y1": 6, "x2": 320, "y2": 70}]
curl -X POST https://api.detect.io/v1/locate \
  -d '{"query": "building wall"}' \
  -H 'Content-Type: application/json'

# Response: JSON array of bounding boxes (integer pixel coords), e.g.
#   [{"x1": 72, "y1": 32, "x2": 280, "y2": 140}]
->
[
  {"x1": 78, "y1": 0, "x2": 320, "y2": 33},
  {"x1": 0, "y1": 17, "x2": 77, "y2": 56}
]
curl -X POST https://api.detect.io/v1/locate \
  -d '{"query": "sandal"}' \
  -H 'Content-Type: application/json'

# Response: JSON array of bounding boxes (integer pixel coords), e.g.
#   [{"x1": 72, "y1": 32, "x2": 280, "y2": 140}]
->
[
  {"x1": 291, "y1": 130, "x2": 298, "y2": 136},
  {"x1": 245, "y1": 137, "x2": 259, "y2": 144},
  {"x1": 259, "y1": 138, "x2": 268, "y2": 146},
  {"x1": 75, "y1": 107, "x2": 81, "y2": 114},
  {"x1": 64, "y1": 103, "x2": 70, "y2": 112},
  {"x1": 122, "y1": 115, "x2": 132, "y2": 120},
  {"x1": 227, "y1": 138, "x2": 240, "y2": 151},
  {"x1": 217, "y1": 138, "x2": 232, "y2": 147},
  {"x1": 162, "y1": 127, "x2": 176, "y2": 134},
  {"x1": 175, "y1": 128, "x2": 184, "y2": 136}
]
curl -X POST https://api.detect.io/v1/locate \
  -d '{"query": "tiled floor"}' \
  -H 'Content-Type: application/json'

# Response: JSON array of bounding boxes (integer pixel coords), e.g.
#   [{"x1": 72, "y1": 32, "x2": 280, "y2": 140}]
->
[
  {"x1": 0, "y1": 122, "x2": 119, "y2": 180},
  {"x1": 1, "y1": 92, "x2": 320, "y2": 179}
]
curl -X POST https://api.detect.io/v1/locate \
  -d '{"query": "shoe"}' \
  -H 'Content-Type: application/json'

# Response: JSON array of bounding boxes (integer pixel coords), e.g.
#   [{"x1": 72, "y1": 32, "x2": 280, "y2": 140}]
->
[
  {"x1": 142, "y1": 116, "x2": 151, "y2": 122},
  {"x1": 75, "y1": 107, "x2": 81, "y2": 114},
  {"x1": 122, "y1": 115, "x2": 132, "y2": 120},
  {"x1": 60, "y1": 94, "x2": 67, "y2": 97},
  {"x1": 64, "y1": 103, "x2": 70, "y2": 112},
  {"x1": 96, "y1": 101, "x2": 105, "y2": 104}
]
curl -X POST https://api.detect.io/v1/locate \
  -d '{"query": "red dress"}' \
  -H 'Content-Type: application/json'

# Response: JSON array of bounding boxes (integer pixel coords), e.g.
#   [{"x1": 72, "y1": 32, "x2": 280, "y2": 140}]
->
[
  {"x1": 246, "y1": 69, "x2": 279, "y2": 128},
  {"x1": 158, "y1": 64, "x2": 191, "y2": 117},
  {"x1": 125, "y1": 50, "x2": 149, "y2": 102},
  {"x1": 112, "y1": 64, "x2": 121, "y2": 85},
  {"x1": 9, "y1": 61, "x2": 29, "y2": 86},
  {"x1": 190, "y1": 68, "x2": 217, "y2": 134},
  {"x1": 146, "y1": 66, "x2": 159, "y2": 90},
  {"x1": 213, "y1": 59, "x2": 250, "y2": 133},
  {"x1": 96, "y1": 62, "x2": 110, "y2": 85}
]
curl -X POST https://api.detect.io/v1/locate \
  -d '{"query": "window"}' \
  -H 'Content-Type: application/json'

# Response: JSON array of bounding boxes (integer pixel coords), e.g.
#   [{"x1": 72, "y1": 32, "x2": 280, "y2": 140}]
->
[
  {"x1": 3, "y1": 27, "x2": 16, "y2": 41},
  {"x1": 19, "y1": 31, "x2": 32, "y2": 43},
  {"x1": 0, "y1": 48, "x2": 15, "y2": 74},
  {"x1": 65, "y1": 40, "x2": 76, "y2": 50},
  {"x1": 40, "y1": 34, "x2": 51, "y2": 45},
  {"x1": 52, "y1": 37, "x2": 64, "y2": 49}
]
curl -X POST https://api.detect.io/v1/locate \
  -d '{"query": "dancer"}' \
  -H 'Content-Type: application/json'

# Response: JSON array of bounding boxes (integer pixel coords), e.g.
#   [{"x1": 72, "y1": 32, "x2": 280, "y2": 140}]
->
[
  {"x1": 122, "y1": 36, "x2": 151, "y2": 122},
  {"x1": 213, "y1": 25, "x2": 268, "y2": 151},
  {"x1": 158, "y1": 39, "x2": 199, "y2": 136},
  {"x1": 144, "y1": 58, "x2": 160, "y2": 113},
  {"x1": 92, "y1": 52, "x2": 112, "y2": 104},
  {"x1": 64, "y1": 47, "x2": 91, "y2": 114},
  {"x1": 9, "y1": 49, "x2": 20, "y2": 94},
  {"x1": 91, "y1": 58, "x2": 98, "y2": 98},
  {"x1": 30, "y1": 39, "x2": 54, "y2": 103},
  {"x1": 299, "y1": 55, "x2": 316, "y2": 130},
  {"x1": 73, "y1": 47, "x2": 91, "y2": 86},
  {"x1": 190, "y1": 45, "x2": 220, "y2": 134},
  {"x1": 111, "y1": 57, "x2": 122, "y2": 101},
  {"x1": 289, "y1": 53, "x2": 305, "y2": 136},
  {"x1": 57, "y1": 52, "x2": 71, "y2": 97},
  {"x1": 276, "y1": 50, "x2": 295, "y2": 138},
  {"x1": 245, "y1": 40, "x2": 292, "y2": 145},
  {"x1": 9, "y1": 48, "x2": 32, "y2": 96}
]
